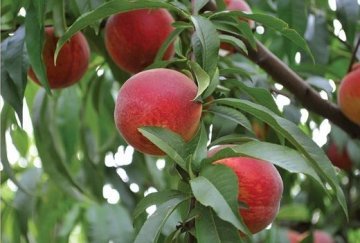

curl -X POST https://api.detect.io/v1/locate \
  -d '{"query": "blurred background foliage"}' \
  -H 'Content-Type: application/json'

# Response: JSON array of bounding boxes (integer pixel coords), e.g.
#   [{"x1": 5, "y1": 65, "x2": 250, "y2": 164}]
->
[{"x1": 1, "y1": 0, "x2": 360, "y2": 242}]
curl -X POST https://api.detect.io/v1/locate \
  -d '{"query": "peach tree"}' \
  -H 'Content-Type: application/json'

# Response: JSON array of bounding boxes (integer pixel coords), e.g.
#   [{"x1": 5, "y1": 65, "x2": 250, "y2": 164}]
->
[{"x1": 1, "y1": 0, "x2": 360, "y2": 242}]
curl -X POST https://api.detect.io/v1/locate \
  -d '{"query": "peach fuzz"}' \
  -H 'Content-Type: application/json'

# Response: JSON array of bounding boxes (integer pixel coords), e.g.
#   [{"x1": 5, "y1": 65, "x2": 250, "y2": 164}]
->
[
  {"x1": 338, "y1": 68, "x2": 360, "y2": 125},
  {"x1": 114, "y1": 68, "x2": 202, "y2": 155},
  {"x1": 105, "y1": 9, "x2": 174, "y2": 74}
]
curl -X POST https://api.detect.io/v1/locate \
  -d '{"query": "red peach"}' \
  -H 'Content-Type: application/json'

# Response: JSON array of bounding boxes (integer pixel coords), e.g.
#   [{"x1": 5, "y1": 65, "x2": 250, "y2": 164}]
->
[
  {"x1": 326, "y1": 143, "x2": 352, "y2": 171},
  {"x1": 114, "y1": 68, "x2": 202, "y2": 155},
  {"x1": 291, "y1": 230, "x2": 334, "y2": 243},
  {"x1": 287, "y1": 230, "x2": 303, "y2": 243},
  {"x1": 338, "y1": 68, "x2": 360, "y2": 125},
  {"x1": 105, "y1": 9, "x2": 175, "y2": 74},
  {"x1": 209, "y1": 145, "x2": 283, "y2": 234},
  {"x1": 28, "y1": 27, "x2": 90, "y2": 89}
]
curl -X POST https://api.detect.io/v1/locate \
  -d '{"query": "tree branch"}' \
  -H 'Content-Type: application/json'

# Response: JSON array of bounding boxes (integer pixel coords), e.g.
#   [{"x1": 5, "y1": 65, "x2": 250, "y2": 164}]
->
[
  {"x1": 203, "y1": 2, "x2": 360, "y2": 138},
  {"x1": 246, "y1": 41, "x2": 360, "y2": 137}
]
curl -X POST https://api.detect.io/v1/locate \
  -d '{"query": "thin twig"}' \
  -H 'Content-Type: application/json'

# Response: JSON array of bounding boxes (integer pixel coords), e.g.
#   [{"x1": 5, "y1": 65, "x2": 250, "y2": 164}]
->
[
  {"x1": 347, "y1": 37, "x2": 360, "y2": 73},
  {"x1": 202, "y1": 2, "x2": 360, "y2": 138}
]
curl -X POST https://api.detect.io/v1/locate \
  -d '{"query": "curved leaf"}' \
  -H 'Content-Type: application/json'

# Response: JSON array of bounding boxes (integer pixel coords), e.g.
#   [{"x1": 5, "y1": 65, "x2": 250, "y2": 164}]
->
[
  {"x1": 55, "y1": 0, "x2": 188, "y2": 59},
  {"x1": 138, "y1": 126, "x2": 187, "y2": 170},
  {"x1": 134, "y1": 195, "x2": 188, "y2": 243},
  {"x1": 212, "y1": 98, "x2": 347, "y2": 218},
  {"x1": 190, "y1": 165, "x2": 251, "y2": 235}
]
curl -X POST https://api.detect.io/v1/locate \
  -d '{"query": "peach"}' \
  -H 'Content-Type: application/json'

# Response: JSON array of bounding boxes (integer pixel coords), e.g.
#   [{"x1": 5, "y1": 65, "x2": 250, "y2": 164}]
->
[
  {"x1": 209, "y1": 145, "x2": 283, "y2": 234},
  {"x1": 28, "y1": 26, "x2": 90, "y2": 89},
  {"x1": 114, "y1": 68, "x2": 202, "y2": 155},
  {"x1": 338, "y1": 68, "x2": 360, "y2": 125},
  {"x1": 105, "y1": 9, "x2": 175, "y2": 74},
  {"x1": 290, "y1": 230, "x2": 334, "y2": 243},
  {"x1": 287, "y1": 230, "x2": 303, "y2": 243},
  {"x1": 326, "y1": 143, "x2": 352, "y2": 171}
]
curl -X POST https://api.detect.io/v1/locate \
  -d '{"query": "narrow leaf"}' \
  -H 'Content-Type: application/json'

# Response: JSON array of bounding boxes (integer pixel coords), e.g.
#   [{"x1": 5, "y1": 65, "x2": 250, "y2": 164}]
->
[
  {"x1": 139, "y1": 126, "x2": 187, "y2": 171},
  {"x1": 190, "y1": 165, "x2": 251, "y2": 235},
  {"x1": 25, "y1": 0, "x2": 51, "y2": 92},
  {"x1": 191, "y1": 15, "x2": 220, "y2": 78},
  {"x1": 55, "y1": 0, "x2": 188, "y2": 59},
  {"x1": 1, "y1": 26, "x2": 29, "y2": 122},
  {"x1": 195, "y1": 205, "x2": 244, "y2": 243},
  {"x1": 134, "y1": 196, "x2": 187, "y2": 243},
  {"x1": 133, "y1": 190, "x2": 184, "y2": 221},
  {"x1": 208, "y1": 105, "x2": 253, "y2": 133},
  {"x1": 188, "y1": 61, "x2": 210, "y2": 100},
  {"x1": 87, "y1": 204, "x2": 134, "y2": 243}
]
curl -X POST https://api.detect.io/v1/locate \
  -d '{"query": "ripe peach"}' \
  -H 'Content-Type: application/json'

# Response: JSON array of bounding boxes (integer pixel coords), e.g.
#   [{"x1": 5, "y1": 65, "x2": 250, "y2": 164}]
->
[
  {"x1": 209, "y1": 145, "x2": 283, "y2": 234},
  {"x1": 114, "y1": 68, "x2": 202, "y2": 155},
  {"x1": 290, "y1": 230, "x2": 334, "y2": 243},
  {"x1": 105, "y1": 9, "x2": 175, "y2": 74},
  {"x1": 311, "y1": 231, "x2": 334, "y2": 243},
  {"x1": 326, "y1": 143, "x2": 352, "y2": 171},
  {"x1": 287, "y1": 230, "x2": 303, "y2": 243},
  {"x1": 338, "y1": 68, "x2": 360, "y2": 125},
  {"x1": 28, "y1": 27, "x2": 90, "y2": 89}
]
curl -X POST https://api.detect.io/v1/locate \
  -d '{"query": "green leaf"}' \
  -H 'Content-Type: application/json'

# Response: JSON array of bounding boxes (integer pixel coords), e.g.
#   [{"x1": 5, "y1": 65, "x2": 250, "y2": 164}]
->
[
  {"x1": 55, "y1": 88, "x2": 81, "y2": 161},
  {"x1": 58, "y1": 204, "x2": 81, "y2": 239},
  {"x1": 134, "y1": 196, "x2": 188, "y2": 243},
  {"x1": 207, "y1": 105, "x2": 253, "y2": 133},
  {"x1": 204, "y1": 141, "x2": 321, "y2": 183},
  {"x1": 192, "y1": 0, "x2": 210, "y2": 15},
  {"x1": 188, "y1": 61, "x2": 210, "y2": 100},
  {"x1": 138, "y1": 126, "x2": 187, "y2": 171},
  {"x1": 213, "y1": 98, "x2": 348, "y2": 218},
  {"x1": 86, "y1": 203, "x2": 134, "y2": 243},
  {"x1": 303, "y1": 14, "x2": 329, "y2": 65},
  {"x1": 10, "y1": 126, "x2": 29, "y2": 157},
  {"x1": 133, "y1": 190, "x2": 184, "y2": 222},
  {"x1": 237, "y1": 21, "x2": 256, "y2": 50},
  {"x1": 13, "y1": 168, "x2": 41, "y2": 238},
  {"x1": 211, "y1": 12, "x2": 314, "y2": 61},
  {"x1": 154, "y1": 25, "x2": 187, "y2": 63},
  {"x1": 278, "y1": 0, "x2": 307, "y2": 35},
  {"x1": 277, "y1": 204, "x2": 311, "y2": 222},
  {"x1": 226, "y1": 79, "x2": 281, "y2": 115},
  {"x1": 1, "y1": 26, "x2": 28, "y2": 122},
  {"x1": 52, "y1": 0, "x2": 66, "y2": 36},
  {"x1": 0, "y1": 105, "x2": 29, "y2": 193},
  {"x1": 219, "y1": 68, "x2": 252, "y2": 81},
  {"x1": 25, "y1": 0, "x2": 51, "y2": 92},
  {"x1": 190, "y1": 165, "x2": 251, "y2": 235},
  {"x1": 154, "y1": 22, "x2": 191, "y2": 63},
  {"x1": 203, "y1": 67, "x2": 219, "y2": 98},
  {"x1": 209, "y1": 134, "x2": 256, "y2": 147},
  {"x1": 55, "y1": 0, "x2": 188, "y2": 59},
  {"x1": 32, "y1": 89, "x2": 86, "y2": 198},
  {"x1": 190, "y1": 15, "x2": 220, "y2": 78},
  {"x1": 195, "y1": 205, "x2": 244, "y2": 243},
  {"x1": 187, "y1": 123, "x2": 208, "y2": 170},
  {"x1": 336, "y1": 0, "x2": 359, "y2": 44},
  {"x1": 219, "y1": 34, "x2": 248, "y2": 54}
]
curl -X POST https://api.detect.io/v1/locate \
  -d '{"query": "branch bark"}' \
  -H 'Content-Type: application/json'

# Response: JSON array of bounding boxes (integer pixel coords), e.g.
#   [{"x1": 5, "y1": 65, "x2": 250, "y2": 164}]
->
[
  {"x1": 203, "y1": 2, "x2": 360, "y2": 138},
  {"x1": 247, "y1": 41, "x2": 360, "y2": 138}
]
